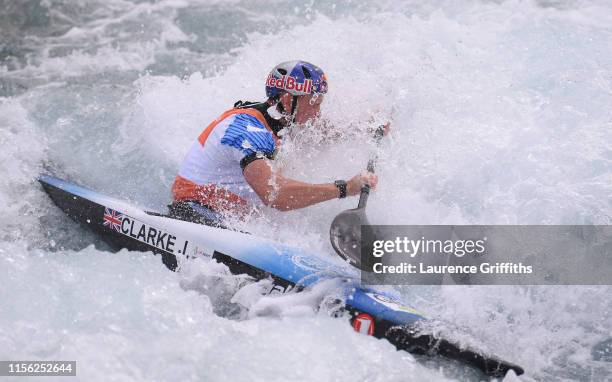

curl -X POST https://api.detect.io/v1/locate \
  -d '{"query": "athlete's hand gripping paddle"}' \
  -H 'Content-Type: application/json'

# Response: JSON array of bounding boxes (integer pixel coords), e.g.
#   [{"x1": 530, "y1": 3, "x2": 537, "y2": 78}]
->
[{"x1": 330, "y1": 125, "x2": 385, "y2": 271}]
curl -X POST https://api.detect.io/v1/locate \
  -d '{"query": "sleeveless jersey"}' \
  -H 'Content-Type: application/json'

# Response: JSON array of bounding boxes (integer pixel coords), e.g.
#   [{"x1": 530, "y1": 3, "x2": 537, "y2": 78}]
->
[{"x1": 172, "y1": 106, "x2": 280, "y2": 213}]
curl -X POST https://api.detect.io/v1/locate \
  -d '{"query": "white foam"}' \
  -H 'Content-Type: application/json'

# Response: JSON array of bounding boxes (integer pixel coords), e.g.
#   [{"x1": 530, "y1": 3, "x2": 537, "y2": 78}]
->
[{"x1": 1, "y1": 0, "x2": 612, "y2": 380}]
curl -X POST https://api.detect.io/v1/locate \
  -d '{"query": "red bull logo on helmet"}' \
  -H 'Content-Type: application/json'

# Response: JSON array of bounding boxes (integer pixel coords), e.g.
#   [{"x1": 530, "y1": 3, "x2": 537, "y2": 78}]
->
[{"x1": 266, "y1": 74, "x2": 313, "y2": 94}]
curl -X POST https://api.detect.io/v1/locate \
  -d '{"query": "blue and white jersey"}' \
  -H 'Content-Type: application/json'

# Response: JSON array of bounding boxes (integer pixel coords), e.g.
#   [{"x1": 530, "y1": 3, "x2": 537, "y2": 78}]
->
[
  {"x1": 219, "y1": 113, "x2": 276, "y2": 161},
  {"x1": 173, "y1": 108, "x2": 279, "y2": 209}
]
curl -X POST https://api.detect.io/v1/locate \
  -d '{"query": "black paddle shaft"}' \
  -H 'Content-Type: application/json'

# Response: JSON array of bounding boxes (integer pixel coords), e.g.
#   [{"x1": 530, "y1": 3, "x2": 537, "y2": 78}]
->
[
  {"x1": 330, "y1": 125, "x2": 387, "y2": 269},
  {"x1": 357, "y1": 125, "x2": 386, "y2": 208}
]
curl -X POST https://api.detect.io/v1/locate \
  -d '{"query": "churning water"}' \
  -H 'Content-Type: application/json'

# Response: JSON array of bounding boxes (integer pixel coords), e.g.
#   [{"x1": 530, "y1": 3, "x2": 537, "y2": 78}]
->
[{"x1": 1, "y1": 0, "x2": 611, "y2": 380}]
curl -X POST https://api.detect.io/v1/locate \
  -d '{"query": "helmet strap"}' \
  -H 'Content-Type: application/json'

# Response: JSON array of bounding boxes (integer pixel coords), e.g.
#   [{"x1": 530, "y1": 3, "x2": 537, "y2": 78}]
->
[
  {"x1": 275, "y1": 98, "x2": 285, "y2": 114},
  {"x1": 290, "y1": 95, "x2": 299, "y2": 121},
  {"x1": 273, "y1": 93, "x2": 298, "y2": 125}
]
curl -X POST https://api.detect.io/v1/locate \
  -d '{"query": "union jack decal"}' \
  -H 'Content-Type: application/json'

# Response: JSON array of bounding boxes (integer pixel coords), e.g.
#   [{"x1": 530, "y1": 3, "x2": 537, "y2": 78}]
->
[{"x1": 102, "y1": 208, "x2": 123, "y2": 232}]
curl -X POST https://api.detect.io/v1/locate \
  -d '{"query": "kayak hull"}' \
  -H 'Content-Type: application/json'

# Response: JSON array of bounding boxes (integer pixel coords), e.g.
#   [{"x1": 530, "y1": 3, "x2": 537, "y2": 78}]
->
[{"x1": 38, "y1": 174, "x2": 524, "y2": 377}]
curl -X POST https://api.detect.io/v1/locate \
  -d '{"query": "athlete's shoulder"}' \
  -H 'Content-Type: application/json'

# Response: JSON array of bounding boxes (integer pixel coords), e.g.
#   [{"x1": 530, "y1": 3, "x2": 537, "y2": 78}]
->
[
  {"x1": 220, "y1": 113, "x2": 276, "y2": 156},
  {"x1": 229, "y1": 112, "x2": 268, "y2": 131}
]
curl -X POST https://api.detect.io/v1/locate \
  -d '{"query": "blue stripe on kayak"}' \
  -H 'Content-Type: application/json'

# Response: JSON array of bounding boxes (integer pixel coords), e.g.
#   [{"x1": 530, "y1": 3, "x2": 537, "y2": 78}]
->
[
  {"x1": 38, "y1": 174, "x2": 427, "y2": 325},
  {"x1": 348, "y1": 288, "x2": 426, "y2": 325}
]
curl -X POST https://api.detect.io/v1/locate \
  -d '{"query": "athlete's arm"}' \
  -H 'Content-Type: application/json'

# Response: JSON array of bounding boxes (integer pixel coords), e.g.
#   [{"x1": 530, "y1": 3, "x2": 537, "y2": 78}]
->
[{"x1": 243, "y1": 159, "x2": 377, "y2": 211}]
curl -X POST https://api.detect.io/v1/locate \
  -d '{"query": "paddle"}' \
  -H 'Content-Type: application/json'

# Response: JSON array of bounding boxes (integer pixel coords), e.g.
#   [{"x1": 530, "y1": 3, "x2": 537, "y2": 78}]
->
[{"x1": 330, "y1": 125, "x2": 386, "y2": 271}]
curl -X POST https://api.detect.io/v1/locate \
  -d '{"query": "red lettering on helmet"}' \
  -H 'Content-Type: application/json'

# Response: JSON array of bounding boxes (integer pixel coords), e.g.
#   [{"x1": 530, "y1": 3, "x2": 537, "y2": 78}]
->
[
  {"x1": 267, "y1": 75, "x2": 314, "y2": 94},
  {"x1": 274, "y1": 76, "x2": 284, "y2": 90},
  {"x1": 286, "y1": 76, "x2": 295, "y2": 90}
]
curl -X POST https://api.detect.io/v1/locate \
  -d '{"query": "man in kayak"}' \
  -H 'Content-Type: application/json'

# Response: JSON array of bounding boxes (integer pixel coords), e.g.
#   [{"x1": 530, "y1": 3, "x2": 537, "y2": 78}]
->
[{"x1": 170, "y1": 60, "x2": 381, "y2": 225}]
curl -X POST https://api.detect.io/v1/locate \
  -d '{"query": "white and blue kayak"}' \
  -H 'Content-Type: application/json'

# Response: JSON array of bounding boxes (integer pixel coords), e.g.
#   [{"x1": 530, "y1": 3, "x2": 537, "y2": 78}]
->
[{"x1": 39, "y1": 174, "x2": 524, "y2": 378}]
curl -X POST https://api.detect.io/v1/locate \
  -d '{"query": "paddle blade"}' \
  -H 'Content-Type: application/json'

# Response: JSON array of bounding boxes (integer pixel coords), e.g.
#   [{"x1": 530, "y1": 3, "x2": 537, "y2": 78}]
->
[{"x1": 330, "y1": 208, "x2": 375, "y2": 271}]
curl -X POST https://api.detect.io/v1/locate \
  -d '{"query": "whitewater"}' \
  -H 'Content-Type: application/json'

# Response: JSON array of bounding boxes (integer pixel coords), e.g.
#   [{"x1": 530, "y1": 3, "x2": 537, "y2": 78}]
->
[{"x1": 1, "y1": 0, "x2": 611, "y2": 380}]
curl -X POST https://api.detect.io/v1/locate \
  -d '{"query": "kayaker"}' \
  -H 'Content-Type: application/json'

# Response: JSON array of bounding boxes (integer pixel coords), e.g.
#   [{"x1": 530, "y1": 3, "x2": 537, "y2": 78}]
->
[{"x1": 169, "y1": 60, "x2": 385, "y2": 225}]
